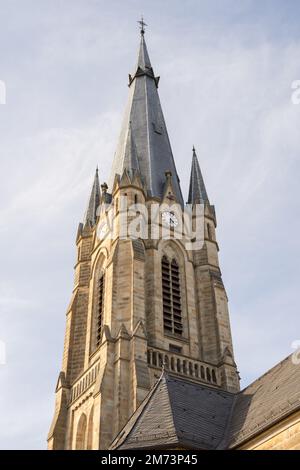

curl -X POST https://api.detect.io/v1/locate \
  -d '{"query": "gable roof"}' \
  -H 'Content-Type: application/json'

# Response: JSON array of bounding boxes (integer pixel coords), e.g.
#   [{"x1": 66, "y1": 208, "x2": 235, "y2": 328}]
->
[
  {"x1": 110, "y1": 354, "x2": 300, "y2": 450},
  {"x1": 228, "y1": 353, "x2": 300, "y2": 448}
]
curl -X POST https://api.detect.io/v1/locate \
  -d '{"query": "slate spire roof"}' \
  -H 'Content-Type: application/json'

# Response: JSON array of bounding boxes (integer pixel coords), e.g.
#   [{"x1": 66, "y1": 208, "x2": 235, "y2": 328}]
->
[
  {"x1": 136, "y1": 30, "x2": 152, "y2": 70},
  {"x1": 123, "y1": 121, "x2": 140, "y2": 175},
  {"x1": 188, "y1": 147, "x2": 209, "y2": 205},
  {"x1": 109, "y1": 30, "x2": 184, "y2": 205},
  {"x1": 83, "y1": 167, "x2": 101, "y2": 227}
]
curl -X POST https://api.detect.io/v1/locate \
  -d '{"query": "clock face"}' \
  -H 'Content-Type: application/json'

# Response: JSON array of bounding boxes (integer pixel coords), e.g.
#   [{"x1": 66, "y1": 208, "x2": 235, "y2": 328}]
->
[{"x1": 162, "y1": 211, "x2": 178, "y2": 228}]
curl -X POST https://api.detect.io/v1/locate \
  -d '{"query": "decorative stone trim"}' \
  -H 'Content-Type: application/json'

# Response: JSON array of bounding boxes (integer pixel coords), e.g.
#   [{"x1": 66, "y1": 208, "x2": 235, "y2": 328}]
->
[
  {"x1": 69, "y1": 361, "x2": 100, "y2": 404},
  {"x1": 147, "y1": 347, "x2": 219, "y2": 386}
]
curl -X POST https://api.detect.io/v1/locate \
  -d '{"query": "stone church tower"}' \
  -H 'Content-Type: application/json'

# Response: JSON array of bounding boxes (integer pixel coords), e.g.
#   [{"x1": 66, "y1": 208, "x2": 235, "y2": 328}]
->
[{"x1": 48, "y1": 27, "x2": 239, "y2": 450}]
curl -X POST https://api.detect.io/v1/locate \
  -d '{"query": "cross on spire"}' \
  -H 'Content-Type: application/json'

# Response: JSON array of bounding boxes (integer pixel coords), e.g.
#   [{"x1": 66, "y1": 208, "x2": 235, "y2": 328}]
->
[{"x1": 138, "y1": 16, "x2": 147, "y2": 35}]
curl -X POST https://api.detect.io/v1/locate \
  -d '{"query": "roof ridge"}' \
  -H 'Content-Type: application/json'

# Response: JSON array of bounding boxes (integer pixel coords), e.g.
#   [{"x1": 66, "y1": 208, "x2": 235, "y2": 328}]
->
[
  {"x1": 164, "y1": 374, "x2": 181, "y2": 440},
  {"x1": 110, "y1": 370, "x2": 166, "y2": 449},
  {"x1": 239, "y1": 353, "x2": 293, "y2": 394},
  {"x1": 216, "y1": 393, "x2": 239, "y2": 449}
]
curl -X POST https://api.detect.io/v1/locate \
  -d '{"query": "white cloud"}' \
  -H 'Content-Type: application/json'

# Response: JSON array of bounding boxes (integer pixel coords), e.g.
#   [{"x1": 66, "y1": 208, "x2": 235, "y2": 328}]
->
[{"x1": 0, "y1": 112, "x2": 119, "y2": 231}]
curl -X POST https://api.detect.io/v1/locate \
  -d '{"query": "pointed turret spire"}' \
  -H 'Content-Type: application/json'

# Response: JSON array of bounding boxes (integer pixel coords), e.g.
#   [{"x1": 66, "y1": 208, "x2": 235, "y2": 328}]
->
[
  {"x1": 188, "y1": 147, "x2": 209, "y2": 205},
  {"x1": 84, "y1": 167, "x2": 101, "y2": 226},
  {"x1": 109, "y1": 27, "x2": 183, "y2": 205}
]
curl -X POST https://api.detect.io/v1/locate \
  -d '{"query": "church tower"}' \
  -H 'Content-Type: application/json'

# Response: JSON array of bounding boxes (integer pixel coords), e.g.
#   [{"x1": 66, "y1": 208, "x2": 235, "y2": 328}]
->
[{"x1": 48, "y1": 25, "x2": 239, "y2": 451}]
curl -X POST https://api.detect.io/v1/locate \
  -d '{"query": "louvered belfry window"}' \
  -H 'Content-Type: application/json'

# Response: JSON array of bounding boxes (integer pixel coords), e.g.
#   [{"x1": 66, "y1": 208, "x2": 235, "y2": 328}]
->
[
  {"x1": 161, "y1": 256, "x2": 183, "y2": 335},
  {"x1": 96, "y1": 274, "x2": 105, "y2": 348}
]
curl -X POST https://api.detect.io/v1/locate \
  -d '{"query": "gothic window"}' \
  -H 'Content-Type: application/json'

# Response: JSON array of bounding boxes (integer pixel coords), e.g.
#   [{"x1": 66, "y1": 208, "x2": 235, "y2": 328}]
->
[
  {"x1": 96, "y1": 274, "x2": 105, "y2": 348},
  {"x1": 134, "y1": 194, "x2": 138, "y2": 204},
  {"x1": 161, "y1": 256, "x2": 183, "y2": 336}
]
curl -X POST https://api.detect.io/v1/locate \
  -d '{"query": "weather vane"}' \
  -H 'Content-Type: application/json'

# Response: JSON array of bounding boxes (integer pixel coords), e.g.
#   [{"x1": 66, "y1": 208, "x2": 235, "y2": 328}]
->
[{"x1": 138, "y1": 16, "x2": 147, "y2": 35}]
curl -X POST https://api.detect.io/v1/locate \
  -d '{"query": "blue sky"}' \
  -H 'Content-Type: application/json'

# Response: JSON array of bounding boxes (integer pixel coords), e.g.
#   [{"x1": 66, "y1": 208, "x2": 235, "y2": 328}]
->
[{"x1": 0, "y1": 0, "x2": 300, "y2": 449}]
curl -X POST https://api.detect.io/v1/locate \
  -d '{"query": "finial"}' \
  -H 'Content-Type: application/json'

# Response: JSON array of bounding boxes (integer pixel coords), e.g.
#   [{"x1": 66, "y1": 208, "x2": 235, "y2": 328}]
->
[
  {"x1": 101, "y1": 182, "x2": 108, "y2": 194},
  {"x1": 138, "y1": 15, "x2": 147, "y2": 36},
  {"x1": 192, "y1": 145, "x2": 196, "y2": 154},
  {"x1": 96, "y1": 165, "x2": 99, "y2": 174}
]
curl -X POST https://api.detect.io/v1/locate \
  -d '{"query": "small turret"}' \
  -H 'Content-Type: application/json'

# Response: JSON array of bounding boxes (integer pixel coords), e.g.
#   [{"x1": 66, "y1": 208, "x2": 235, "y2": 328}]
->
[
  {"x1": 187, "y1": 147, "x2": 209, "y2": 205},
  {"x1": 83, "y1": 168, "x2": 101, "y2": 227}
]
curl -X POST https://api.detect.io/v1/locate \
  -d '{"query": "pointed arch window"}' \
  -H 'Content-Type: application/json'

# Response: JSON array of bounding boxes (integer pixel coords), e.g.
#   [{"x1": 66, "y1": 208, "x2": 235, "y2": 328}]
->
[
  {"x1": 161, "y1": 256, "x2": 183, "y2": 336},
  {"x1": 96, "y1": 274, "x2": 105, "y2": 348}
]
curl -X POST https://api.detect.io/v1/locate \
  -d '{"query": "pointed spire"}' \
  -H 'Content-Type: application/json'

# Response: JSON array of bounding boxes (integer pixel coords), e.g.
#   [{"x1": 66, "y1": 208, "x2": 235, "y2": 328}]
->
[
  {"x1": 84, "y1": 168, "x2": 101, "y2": 226},
  {"x1": 136, "y1": 16, "x2": 151, "y2": 70},
  {"x1": 109, "y1": 30, "x2": 183, "y2": 205},
  {"x1": 188, "y1": 147, "x2": 210, "y2": 205},
  {"x1": 137, "y1": 32, "x2": 152, "y2": 70}
]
